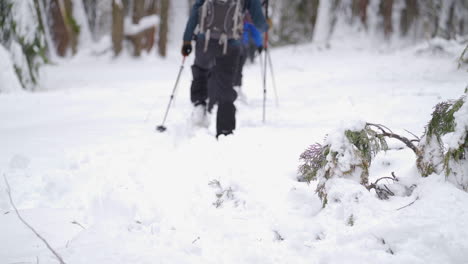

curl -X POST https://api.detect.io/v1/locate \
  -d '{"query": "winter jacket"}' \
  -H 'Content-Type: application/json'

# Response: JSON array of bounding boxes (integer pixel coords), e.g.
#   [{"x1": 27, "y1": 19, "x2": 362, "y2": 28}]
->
[
  {"x1": 183, "y1": 0, "x2": 268, "y2": 43},
  {"x1": 242, "y1": 22, "x2": 263, "y2": 47}
]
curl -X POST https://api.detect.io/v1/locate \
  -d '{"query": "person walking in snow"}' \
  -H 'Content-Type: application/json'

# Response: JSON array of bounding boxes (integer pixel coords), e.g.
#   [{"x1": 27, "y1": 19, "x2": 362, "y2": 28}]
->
[
  {"x1": 181, "y1": 0, "x2": 269, "y2": 138},
  {"x1": 233, "y1": 16, "x2": 264, "y2": 102}
]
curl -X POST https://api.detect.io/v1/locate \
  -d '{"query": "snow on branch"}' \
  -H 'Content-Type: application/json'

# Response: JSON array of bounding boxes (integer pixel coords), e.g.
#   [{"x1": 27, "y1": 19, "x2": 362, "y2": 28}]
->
[
  {"x1": 299, "y1": 92, "x2": 468, "y2": 207},
  {"x1": 3, "y1": 175, "x2": 67, "y2": 264},
  {"x1": 124, "y1": 15, "x2": 160, "y2": 36}
]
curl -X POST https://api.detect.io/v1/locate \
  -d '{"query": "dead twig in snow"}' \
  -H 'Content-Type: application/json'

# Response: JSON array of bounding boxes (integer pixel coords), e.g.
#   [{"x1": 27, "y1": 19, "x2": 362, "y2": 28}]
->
[
  {"x1": 71, "y1": 221, "x2": 86, "y2": 230},
  {"x1": 3, "y1": 175, "x2": 67, "y2": 264},
  {"x1": 397, "y1": 196, "x2": 420, "y2": 211},
  {"x1": 366, "y1": 173, "x2": 398, "y2": 200},
  {"x1": 192, "y1": 236, "x2": 200, "y2": 244}
]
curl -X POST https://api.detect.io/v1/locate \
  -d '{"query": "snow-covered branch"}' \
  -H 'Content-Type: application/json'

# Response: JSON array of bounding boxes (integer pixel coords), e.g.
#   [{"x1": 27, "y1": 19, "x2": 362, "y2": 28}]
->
[{"x1": 124, "y1": 15, "x2": 160, "y2": 36}]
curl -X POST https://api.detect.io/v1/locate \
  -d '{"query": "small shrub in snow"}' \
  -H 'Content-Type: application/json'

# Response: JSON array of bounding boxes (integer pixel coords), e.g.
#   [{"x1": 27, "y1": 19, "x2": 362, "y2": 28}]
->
[
  {"x1": 420, "y1": 92, "x2": 468, "y2": 190},
  {"x1": 300, "y1": 91, "x2": 468, "y2": 205},
  {"x1": 208, "y1": 180, "x2": 243, "y2": 208},
  {"x1": 299, "y1": 122, "x2": 390, "y2": 206}
]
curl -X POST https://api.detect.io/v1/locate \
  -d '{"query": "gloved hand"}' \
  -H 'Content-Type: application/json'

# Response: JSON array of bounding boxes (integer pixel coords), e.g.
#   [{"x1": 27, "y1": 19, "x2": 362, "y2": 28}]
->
[
  {"x1": 257, "y1": 46, "x2": 264, "y2": 54},
  {"x1": 181, "y1": 41, "x2": 192, "y2": 56}
]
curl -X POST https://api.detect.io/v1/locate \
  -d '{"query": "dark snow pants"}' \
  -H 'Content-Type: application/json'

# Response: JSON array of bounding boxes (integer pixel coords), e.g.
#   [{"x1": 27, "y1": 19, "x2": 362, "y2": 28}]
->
[
  {"x1": 233, "y1": 44, "x2": 248, "y2": 87},
  {"x1": 190, "y1": 38, "x2": 241, "y2": 136}
]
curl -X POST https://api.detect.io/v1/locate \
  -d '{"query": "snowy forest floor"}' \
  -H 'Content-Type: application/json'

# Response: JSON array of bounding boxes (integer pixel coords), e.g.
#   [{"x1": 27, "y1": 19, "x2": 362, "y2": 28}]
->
[{"x1": 1, "y1": 41, "x2": 468, "y2": 264}]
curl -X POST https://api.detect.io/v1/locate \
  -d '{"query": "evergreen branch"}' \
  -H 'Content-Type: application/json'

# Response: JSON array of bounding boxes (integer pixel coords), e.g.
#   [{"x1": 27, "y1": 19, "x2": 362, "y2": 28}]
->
[{"x1": 3, "y1": 175, "x2": 67, "y2": 264}]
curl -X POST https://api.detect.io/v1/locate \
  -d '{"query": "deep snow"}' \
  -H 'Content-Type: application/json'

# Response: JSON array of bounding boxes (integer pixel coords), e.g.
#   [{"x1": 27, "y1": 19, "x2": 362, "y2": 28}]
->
[{"x1": 1, "y1": 39, "x2": 467, "y2": 263}]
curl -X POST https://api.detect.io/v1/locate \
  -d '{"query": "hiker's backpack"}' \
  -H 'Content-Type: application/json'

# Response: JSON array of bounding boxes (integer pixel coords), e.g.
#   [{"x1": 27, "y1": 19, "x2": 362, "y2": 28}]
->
[{"x1": 199, "y1": 0, "x2": 245, "y2": 52}]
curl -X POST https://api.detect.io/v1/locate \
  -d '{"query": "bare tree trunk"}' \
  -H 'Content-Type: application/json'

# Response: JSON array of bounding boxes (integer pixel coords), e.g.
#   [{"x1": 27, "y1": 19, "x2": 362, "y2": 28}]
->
[
  {"x1": 158, "y1": 0, "x2": 169, "y2": 57},
  {"x1": 309, "y1": 0, "x2": 320, "y2": 38},
  {"x1": 329, "y1": 0, "x2": 341, "y2": 41},
  {"x1": 379, "y1": 0, "x2": 394, "y2": 38},
  {"x1": 60, "y1": 0, "x2": 79, "y2": 54},
  {"x1": 50, "y1": 0, "x2": 69, "y2": 56},
  {"x1": 132, "y1": 0, "x2": 145, "y2": 56},
  {"x1": 112, "y1": 0, "x2": 124, "y2": 56},
  {"x1": 144, "y1": 0, "x2": 158, "y2": 53},
  {"x1": 445, "y1": 1, "x2": 456, "y2": 39},
  {"x1": 400, "y1": 0, "x2": 418, "y2": 36},
  {"x1": 352, "y1": 0, "x2": 369, "y2": 28}
]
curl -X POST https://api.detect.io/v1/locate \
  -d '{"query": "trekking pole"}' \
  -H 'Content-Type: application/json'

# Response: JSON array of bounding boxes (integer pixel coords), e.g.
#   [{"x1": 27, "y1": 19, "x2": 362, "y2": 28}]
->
[
  {"x1": 266, "y1": 49, "x2": 279, "y2": 107},
  {"x1": 262, "y1": 0, "x2": 269, "y2": 123},
  {"x1": 156, "y1": 56, "x2": 187, "y2": 132},
  {"x1": 259, "y1": 48, "x2": 265, "y2": 82}
]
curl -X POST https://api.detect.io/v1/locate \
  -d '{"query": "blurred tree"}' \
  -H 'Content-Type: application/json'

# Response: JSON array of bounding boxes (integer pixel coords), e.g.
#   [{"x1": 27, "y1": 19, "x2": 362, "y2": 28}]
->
[
  {"x1": 158, "y1": 0, "x2": 169, "y2": 57},
  {"x1": 112, "y1": 0, "x2": 124, "y2": 56},
  {"x1": 274, "y1": 0, "x2": 320, "y2": 45},
  {"x1": 400, "y1": 0, "x2": 418, "y2": 37},
  {"x1": 352, "y1": 0, "x2": 369, "y2": 29},
  {"x1": 379, "y1": 0, "x2": 394, "y2": 38}
]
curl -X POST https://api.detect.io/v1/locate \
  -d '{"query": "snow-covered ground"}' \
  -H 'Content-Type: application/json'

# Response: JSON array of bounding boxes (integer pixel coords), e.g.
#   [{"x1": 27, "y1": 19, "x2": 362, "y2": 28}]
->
[{"x1": 1, "y1": 40, "x2": 467, "y2": 263}]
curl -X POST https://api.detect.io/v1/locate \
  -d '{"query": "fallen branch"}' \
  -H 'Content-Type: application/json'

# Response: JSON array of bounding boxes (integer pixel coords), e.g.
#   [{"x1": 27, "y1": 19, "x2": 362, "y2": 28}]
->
[
  {"x1": 3, "y1": 175, "x2": 67, "y2": 264},
  {"x1": 404, "y1": 129, "x2": 420, "y2": 142},
  {"x1": 366, "y1": 173, "x2": 398, "y2": 200},
  {"x1": 367, "y1": 123, "x2": 422, "y2": 157}
]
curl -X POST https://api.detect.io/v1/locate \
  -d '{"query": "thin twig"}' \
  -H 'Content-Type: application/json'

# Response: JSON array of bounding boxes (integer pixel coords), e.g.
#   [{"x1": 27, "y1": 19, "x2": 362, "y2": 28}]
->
[
  {"x1": 71, "y1": 221, "x2": 86, "y2": 230},
  {"x1": 458, "y1": 44, "x2": 468, "y2": 69},
  {"x1": 383, "y1": 185, "x2": 395, "y2": 196},
  {"x1": 404, "y1": 129, "x2": 420, "y2": 142},
  {"x1": 397, "y1": 196, "x2": 420, "y2": 211},
  {"x1": 3, "y1": 175, "x2": 66, "y2": 264},
  {"x1": 192, "y1": 236, "x2": 200, "y2": 244},
  {"x1": 374, "y1": 177, "x2": 397, "y2": 185},
  {"x1": 368, "y1": 123, "x2": 421, "y2": 157},
  {"x1": 366, "y1": 123, "x2": 386, "y2": 134},
  {"x1": 368, "y1": 123, "x2": 394, "y2": 134}
]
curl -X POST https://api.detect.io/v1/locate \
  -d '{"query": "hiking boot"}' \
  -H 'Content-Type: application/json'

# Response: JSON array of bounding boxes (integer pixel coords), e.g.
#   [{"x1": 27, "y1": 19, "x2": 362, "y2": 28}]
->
[
  {"x1": 216, "y1": 130, "x2": 233, "y2": 140},
  {"x1": 191, "y1": 102, "x2": 210, "y2": 128}
]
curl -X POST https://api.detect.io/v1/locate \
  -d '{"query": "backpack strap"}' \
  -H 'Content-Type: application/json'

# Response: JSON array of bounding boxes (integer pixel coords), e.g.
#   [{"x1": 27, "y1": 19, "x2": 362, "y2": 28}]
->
[{"x1": 232, "y1": 0, "x2": 242, "y2": 40}]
